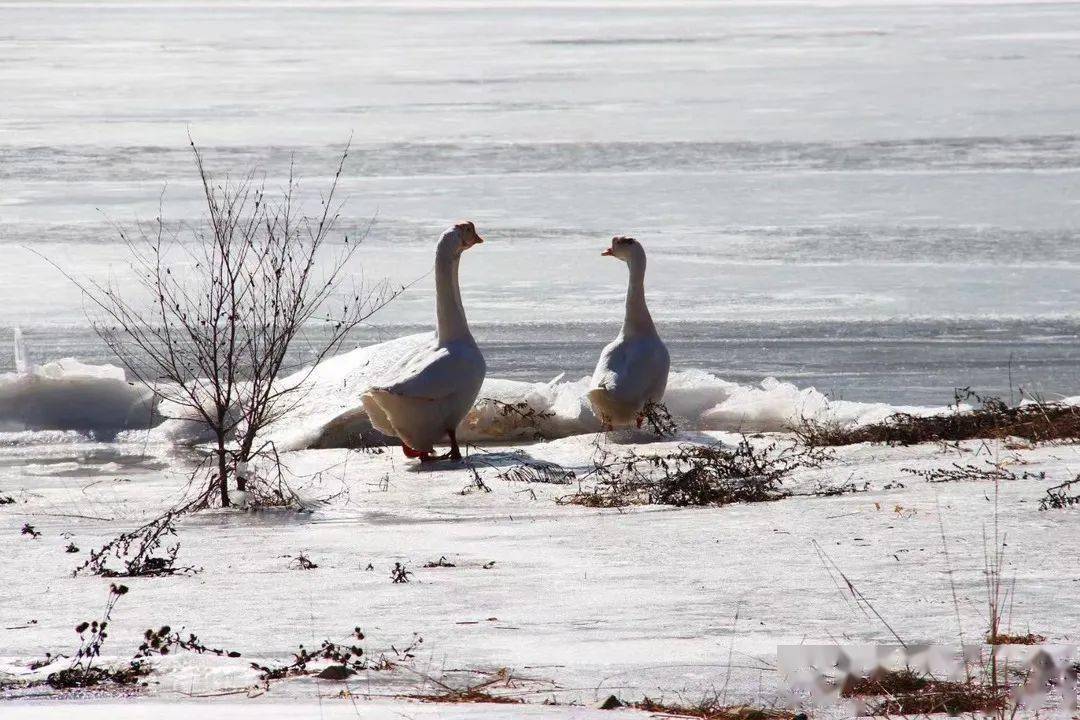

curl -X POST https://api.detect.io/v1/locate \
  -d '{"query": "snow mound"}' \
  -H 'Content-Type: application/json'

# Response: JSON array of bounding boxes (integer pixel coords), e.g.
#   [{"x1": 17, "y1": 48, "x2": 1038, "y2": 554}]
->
[
  {"x1": 4, "y1": 330, "x2": 952, "y2": 447},
  {"x1": 259, "y1": 334, "x2": 949, "y2": 449},
  {"x1": 700, "y1": 376, "x2": 949, "y2": 432},
  {"x1": 260, "y1": 333, "x2": 438, "y2": 450}
]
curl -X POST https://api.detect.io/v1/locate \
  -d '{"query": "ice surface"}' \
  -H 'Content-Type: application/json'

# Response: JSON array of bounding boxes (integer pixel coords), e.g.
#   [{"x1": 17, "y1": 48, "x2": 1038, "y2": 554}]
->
[
  {"x1": 1, "y1": 433, "x2": 1078, "y2": 714},
  {"x1": 4, "y1": 0, "x2": 1080, "y2": 405}
]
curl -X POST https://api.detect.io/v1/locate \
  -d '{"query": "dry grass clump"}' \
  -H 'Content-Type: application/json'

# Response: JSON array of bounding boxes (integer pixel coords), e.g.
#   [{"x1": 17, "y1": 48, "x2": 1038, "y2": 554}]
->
[
  {"x1": 561, "y1": 436, "x2": 831, "y2": 508},
  {"x1": 839, "y1": 668, "x2": 1007, "y2": 716},
  {"x1": 631, "y1": 696, "x2": 795, "y2": 720},
  {"x1": 408, "y1": 668, "x2": 528, "y2": 705},
  {"x1": 986, "y1": 631, "x2": 1045, "y2": 645},
  {"x1": 45, "y1": 662, "x2": 150, "y2": 690},
  {"x1": 794, "y1": 390, "x2": 1080, "y2": 447},
  {"x1": 863, "y1": 684, "x2": 1007, "y2": 716},
  {"x1": 497, "y1": 461, "x2": 576, "y2": 485},
  {"x1": 839, "y1": 667, "x2": 932, "y2": 697},
  {"x1": 413, "y1": 688, "x2": 524, "y2": 705}
]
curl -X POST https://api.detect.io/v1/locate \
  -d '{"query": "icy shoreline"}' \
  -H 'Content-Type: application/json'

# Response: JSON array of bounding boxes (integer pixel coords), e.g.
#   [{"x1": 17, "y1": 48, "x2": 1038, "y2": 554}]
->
[
  {"x1": 1, "y1": 331, "x2": 957, "y2": 448},
  {"x1": 2, "y1": 430, "x2": 1079, "y2": 715}
]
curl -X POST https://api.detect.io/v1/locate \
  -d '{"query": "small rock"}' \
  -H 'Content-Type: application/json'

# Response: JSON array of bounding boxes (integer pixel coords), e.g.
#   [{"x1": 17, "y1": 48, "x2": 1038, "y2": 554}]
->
[
  {"x1": 316, "y1": 665, "x2": 355, "y2": 681},
  {"x1": 596, "y1": 695, "x2": 624, "y2": 710}
]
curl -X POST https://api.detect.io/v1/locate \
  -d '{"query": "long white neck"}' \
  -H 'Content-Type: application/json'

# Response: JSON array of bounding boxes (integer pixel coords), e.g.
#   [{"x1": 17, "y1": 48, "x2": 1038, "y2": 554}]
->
[
  {"x1": 622, "y1": 253, "x2": 657, "y2": 337},
  {"x1": 435, "y1": 250, "x2": 473, "y2": 345}
]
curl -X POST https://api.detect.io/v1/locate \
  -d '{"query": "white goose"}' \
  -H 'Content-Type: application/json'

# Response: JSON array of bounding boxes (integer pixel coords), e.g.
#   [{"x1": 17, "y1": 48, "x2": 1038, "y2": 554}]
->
[
  {"x1": 362, "y1": 222, "x2": 486, "y2": 461},
  {"x1": 588, "y1": 236, "x2": 670, "y2": 429}
]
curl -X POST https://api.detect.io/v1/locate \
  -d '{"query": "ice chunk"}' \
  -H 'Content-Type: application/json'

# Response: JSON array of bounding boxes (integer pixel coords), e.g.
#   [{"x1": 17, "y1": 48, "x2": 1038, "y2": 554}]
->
[
  {"x1": 0, "y1": 330, "x2": 158, "y2": 437},
  {"x1": 13, "y1": 327, "x2": 29, "y2": 374},
  {"x1": 702, "y1": 376, "x2": 950, "y2": 432}
]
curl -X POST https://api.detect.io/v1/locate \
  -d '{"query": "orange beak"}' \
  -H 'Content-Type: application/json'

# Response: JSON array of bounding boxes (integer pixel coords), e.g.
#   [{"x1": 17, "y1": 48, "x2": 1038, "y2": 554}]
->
[{"x1": 601, "y1": 248, "x2": 613, "y2": 256}]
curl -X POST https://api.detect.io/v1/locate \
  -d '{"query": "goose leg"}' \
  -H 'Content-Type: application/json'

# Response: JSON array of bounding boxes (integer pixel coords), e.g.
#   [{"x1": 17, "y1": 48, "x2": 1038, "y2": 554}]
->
[
  {"x1": 446, "y1": 428, "x2": 462, "y2": 461},
  {"x1": 417, "y1": 430, "x2": 463, "y2": 463},
  {"x1": 423, "y1": 430, "x2": 464, "y2": 462},
  {"x1": 405, "y1": 444, "x2": 438, "y2": 463}
]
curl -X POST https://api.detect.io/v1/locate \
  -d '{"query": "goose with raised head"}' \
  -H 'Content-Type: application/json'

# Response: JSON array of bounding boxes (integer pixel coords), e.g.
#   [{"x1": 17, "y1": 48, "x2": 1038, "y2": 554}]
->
[
  {"x1": 588, "y1": 236, "x2": 670, "y2": 429},
  {"x1": 361, "y1": 222, "x2": 486, "y2": 461}
]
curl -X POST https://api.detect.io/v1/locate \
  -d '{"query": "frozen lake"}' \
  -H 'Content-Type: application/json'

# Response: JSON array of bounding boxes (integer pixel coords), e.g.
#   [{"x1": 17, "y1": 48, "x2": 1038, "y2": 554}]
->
[{"x1": 3, "y1": 0, "x2": 1080, "y2": 404}]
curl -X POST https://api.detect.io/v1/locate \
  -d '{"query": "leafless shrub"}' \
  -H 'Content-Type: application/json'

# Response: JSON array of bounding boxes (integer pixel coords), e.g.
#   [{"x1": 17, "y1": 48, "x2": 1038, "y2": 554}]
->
[
  {"x1": 140, "y1": 624, "x2": 418, "y2": 687},
  {"x1": 236, "y1": 454, "x2": 308, "y2": 509},
  {"x1": 21, "y1": 523, "x2": 40, "y2": 538},
  {"x1": 368, "y1": 633, "x2": 424, "y2": 671},
  {"x1": 250, "y1": 628, "x2": 367, "y2": 687},
  {"x1": 136, "y1": 627, "x2": 241, "y2": 658},
  {"x1": 461, "y1": 467, "x2": 492, "y2": 495},
  {"x1": 45, "y1": 584, "x2": 151, "y2": 690},
  {"x1": 390, "y1": 562, "x2": 412, "y2": 583},
  {"x1": 982, "y1": 503, "x2": 1014, "y2": 694},
  {"x1": 423, "y1": 556, "x2": 456, "y2": 568},
  {"x1": 353, "y1": 431, "x2": 389, "y2": 453},
  {"x1": 1, "y1": 495, "x2": 15, "y2": 505},
  {"x1": 799, "y1": 474, "x2": 876, "y2": 497},
  {"x1": 903, "y1": 462, "x2": 1042, "y2": 485},
  {"x1": 473, "y1": 398, "x2": 555, "y2": 441},
  {"x1": 47, "y1": 139, "x2": 399, "y2": 508},
  {"x1": 291, "y1": 552, "x2": 318, "y2": 570},
  {"x1": 640, "y1": 400, "x2": 678, "y2": 438},
  {"x1": 74, "y1": 510, "x2": 197, "y2": 578},
  {"x1": 1040, "y1": 475, "x2": 1080, "y2": 510},
  {"x1": 903, "y1": 462, "x2": 1080, "y2": 511},
  {"x1": 794, "y1": 388, "x2": 1080, "y2": 447},
  {"x1": 561, "y1": 437, "x2": 831, "y2": 508}
]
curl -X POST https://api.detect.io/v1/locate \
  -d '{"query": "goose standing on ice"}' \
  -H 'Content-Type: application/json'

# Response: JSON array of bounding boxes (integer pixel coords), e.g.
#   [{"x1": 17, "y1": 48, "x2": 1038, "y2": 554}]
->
[
  {"x1": 588, "y1": 236, "x2": 670, "y2": 429},
  {"x1": 362, "y1": 222, "x2": 486, "y2": 461}
]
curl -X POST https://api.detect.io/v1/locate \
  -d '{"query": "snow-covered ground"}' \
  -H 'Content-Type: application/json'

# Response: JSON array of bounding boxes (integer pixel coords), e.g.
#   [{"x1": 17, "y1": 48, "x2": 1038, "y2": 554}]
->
[{"x1": 2, "y1": 427, "x2": 1079, "y2": 716}]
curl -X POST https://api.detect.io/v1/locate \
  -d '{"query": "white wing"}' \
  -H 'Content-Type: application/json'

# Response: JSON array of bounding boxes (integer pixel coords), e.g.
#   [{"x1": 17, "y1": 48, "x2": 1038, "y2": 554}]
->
[
  {"x1": 379, "y1": 341, "x2": 484, "y2": 401},
  {"x1": 593, "y1": 335, "x2": 670, "y2": 405}
]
